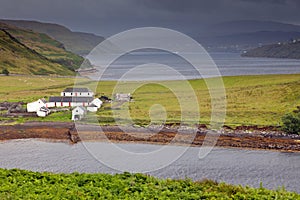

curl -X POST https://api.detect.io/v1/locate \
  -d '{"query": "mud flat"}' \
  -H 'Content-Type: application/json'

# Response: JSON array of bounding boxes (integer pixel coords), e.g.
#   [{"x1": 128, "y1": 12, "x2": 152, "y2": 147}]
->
[{"x1": 0, "y1": 122, "x2": 299, "y2": 152}]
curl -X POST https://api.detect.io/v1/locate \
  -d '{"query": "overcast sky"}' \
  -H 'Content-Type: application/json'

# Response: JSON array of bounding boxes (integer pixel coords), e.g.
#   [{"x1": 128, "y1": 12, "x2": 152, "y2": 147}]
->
[{"x1": 0, "y1": 0, "x2": 300, "y2": 36}]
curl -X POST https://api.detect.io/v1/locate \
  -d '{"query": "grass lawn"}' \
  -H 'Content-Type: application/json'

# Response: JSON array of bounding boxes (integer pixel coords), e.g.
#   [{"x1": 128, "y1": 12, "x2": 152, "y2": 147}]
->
[
  {"x1": 0, "y1": 168, "x2": 298, "y2": 199},
  {"x1": 0, "y1": 74, "x2": 299, "y2": 126}
]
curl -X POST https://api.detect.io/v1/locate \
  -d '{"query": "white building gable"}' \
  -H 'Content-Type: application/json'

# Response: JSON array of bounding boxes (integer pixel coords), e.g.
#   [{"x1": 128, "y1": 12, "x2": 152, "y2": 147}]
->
[
  {"x1": 27, "y1": 99, "x2": 46, "y2": 113},
  {"x1": 91, "y1": 98, "x2": 103, "y2": 108},
  {"x1": 72, "y1": 106, "x2": 87, "y2": 121}
]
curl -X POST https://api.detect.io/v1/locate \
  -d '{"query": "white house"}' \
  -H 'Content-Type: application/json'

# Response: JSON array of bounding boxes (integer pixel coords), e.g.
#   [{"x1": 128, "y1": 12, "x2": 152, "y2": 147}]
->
[
  {"x1": 27, "y1": 99, "x2": 47, "y2": 112},
  {"x1": 46, "y1": 97, "x2": 93, "y2": 108},
  {"x1": 61, "y1": 88, "x2": 94, "y2": 97},
  {"x1": 72, "y1": 106, "x2": 87, "y2": 121},
  {"x1": 37, "y1": 106, "x2": 50, "y2": 117}
]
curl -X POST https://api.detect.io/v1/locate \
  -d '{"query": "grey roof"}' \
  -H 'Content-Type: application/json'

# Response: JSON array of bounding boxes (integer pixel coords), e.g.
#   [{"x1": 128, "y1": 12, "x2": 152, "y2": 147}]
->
[
  {"x1": 49, "y1": 96, "x2": 93, "y2": 103},
  {"x1": 39, "y1": 98, "x2": 47, "y2": 104},
  {"x1": 39, "y1": 106, "x2": 49, "y2": 112},
  {"x1": 63, "y1": 88, "x2": 92, "y2": 93},
  {"x1": 88, "y1": 103, "x2": 97, "y2": 107},
  {"x1": 73, "y1": 106, "x2": 86, "y2": 111}
]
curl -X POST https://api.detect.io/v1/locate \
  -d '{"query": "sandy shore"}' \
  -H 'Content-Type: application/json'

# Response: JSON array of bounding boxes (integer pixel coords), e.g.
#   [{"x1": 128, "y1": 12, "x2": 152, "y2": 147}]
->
[{"x1": 0, "y1": 122, "x2": 300, "y2": 152}]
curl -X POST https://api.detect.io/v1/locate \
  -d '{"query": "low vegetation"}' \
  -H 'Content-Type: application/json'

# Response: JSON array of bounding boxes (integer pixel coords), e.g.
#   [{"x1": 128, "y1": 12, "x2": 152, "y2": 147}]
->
[
  {"x1": 282, "y1": 106, "x2": 300, "y2": 134},
  {"x1": 1, "y1": 68, "x2": 9, "y2": 76},
  {"x1": 0, "y1": 168, "x2": 298, "y2": 199},
  {"x1": 0, "y1": 74, "x2": 299, "y2": 127}
]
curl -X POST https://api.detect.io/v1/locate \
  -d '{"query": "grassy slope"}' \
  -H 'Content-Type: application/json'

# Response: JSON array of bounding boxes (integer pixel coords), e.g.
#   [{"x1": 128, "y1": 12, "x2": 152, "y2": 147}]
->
[
  {"x1": 0, "y1": 19, "x2": 105, "y2": 55},
  {"x1": 0, "y1": 30, "x2": 72, "y2": 75},
  {"x1": 0, "y1": 168, "x2": 298, "y2": 199},
  {"x1": 96, "y1": 74, "x2": 300, "y2": 126},
  {"x1": 7, "y1": 28, "x2": 86, "y2": 71},
  {"x1": 0, "y1": 22, "x2": 85, "y2": 75},
  {"x1": 1, "y1": 74, "x2": 299, "y2": 126}
]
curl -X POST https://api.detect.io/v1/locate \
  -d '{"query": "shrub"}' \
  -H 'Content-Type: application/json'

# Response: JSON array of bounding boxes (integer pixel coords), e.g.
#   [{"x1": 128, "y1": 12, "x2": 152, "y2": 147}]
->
[
  {"x1": 1, "y1": 68, "x2": 9, "y2": 76},
  {"x1": 282, "y1": 108, "x2": 300, "y2": 134}
]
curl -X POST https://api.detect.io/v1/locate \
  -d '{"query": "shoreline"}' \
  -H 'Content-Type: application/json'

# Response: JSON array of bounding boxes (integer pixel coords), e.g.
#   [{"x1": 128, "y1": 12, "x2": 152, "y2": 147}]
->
[{"x1": 1, "y1": 121, "x2": 300, "y2": 152}]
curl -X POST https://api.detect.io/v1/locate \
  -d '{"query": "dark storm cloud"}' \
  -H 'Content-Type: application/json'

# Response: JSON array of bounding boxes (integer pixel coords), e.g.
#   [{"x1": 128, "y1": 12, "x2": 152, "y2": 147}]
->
[
  {"x1": 240, "y1": 0, "x2": 287, "y2": 4},
  {"x1": 0, "y1": 0, "x2": 299, "y2": 36}
]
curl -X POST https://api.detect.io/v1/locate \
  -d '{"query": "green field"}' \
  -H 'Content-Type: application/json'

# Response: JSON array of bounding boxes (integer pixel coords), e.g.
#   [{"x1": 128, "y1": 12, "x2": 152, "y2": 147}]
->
[
  {"x1": 0, "y1": 168, "x2": 298, "y2": 199},
  {"x1": 1, "y1": 74, "x2": 300, "y2": 126}
]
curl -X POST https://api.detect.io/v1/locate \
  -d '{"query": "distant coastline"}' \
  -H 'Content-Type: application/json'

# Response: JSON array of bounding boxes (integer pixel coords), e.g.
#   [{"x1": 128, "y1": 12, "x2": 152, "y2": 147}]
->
[{"x1": 242, "y1": 40, "x2": 300, "y2": 59}]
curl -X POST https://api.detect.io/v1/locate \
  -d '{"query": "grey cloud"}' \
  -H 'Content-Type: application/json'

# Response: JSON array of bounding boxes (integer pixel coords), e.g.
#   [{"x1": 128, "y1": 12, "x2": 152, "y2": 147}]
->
[{"x1": 0, "y1": 0, "x2": 299, "y2": 36}]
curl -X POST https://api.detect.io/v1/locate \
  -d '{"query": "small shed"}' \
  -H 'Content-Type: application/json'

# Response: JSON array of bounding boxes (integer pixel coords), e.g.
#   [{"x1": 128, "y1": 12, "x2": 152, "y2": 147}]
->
[
  {"x1": 72, "y1": 106, "x2": 87, "y2": 121},
  {"x1": 37, "y1": 106, "x2": 50, "y2": 117},
  {"x1": 91, "y1": 98, "x2": 103, "y2": 108},
  {"x1": 27, "y1": 99, "x2": 46, "y2": 112},
  {"x1": 87, "y1": 104, "x2": 98, "y2": 112},
  {"x1": 115, "y1": 93, "x2": 131, "y2": 102}
]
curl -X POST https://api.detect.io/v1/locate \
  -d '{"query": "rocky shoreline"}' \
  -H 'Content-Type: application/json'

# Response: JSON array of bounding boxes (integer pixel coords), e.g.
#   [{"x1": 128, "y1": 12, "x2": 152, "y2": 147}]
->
[{"x1": 0, "y1": 122, "x2": 300, "y2": 152}]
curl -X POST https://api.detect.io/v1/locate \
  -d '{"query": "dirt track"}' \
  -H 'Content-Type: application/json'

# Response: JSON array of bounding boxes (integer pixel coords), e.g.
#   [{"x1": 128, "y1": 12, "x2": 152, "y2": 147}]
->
[{"x1": 0, "y1": 122, "x2": 300, "y2": 152}]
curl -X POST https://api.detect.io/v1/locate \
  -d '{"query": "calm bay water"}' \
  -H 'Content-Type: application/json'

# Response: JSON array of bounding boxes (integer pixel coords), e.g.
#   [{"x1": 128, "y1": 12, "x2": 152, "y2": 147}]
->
[
  {"x1": 0, "y1": 139, "x2": 299, "y2": 193},
  {"x1": 89, "y1": 52, "x2": 300, "y2": 80}
]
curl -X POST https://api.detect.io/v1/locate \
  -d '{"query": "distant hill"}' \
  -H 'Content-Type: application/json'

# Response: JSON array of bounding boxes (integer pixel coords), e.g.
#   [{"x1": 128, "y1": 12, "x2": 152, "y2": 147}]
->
[
  {"x1": 204, "y1": 20, "x2": 300, "y2": 36},
  {"x1": 0, "y1": 22, "x2": 85, "y2": 75},
  {"x1": 199, "y1": 31, "x2": 300, "y2": 51},
  {"x1": 195, "y1": 20, "x2": 300, "y2": 52},
  {"x1": 242, "y1": 40, "x2": 300, "y2": 59},
  {"x1": 0, "y1": 19, "x2": 106, "y2": 55}
]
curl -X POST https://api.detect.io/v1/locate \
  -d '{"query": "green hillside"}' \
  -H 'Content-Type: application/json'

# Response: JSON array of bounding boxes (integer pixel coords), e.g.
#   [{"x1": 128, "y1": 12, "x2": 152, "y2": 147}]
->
[
  {"x1": 0, "y1": 19, "x2": 106, "y2": 55},
  {"x1": 242, "y1": 40, "x2": 300, "y2": 59},
  {"x1": 0, "y1": 22, "x2": 87, "y2": 75}
]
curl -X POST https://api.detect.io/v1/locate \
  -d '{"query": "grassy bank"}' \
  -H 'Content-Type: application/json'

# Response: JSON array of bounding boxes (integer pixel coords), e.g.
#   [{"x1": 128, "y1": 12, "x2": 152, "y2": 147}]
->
[
  {"x1": 0, "y1": 74, "x2": 299, "y2": 126},
  {"x1": 0, "y1": 168, "x2": 298, "y2": 199}
]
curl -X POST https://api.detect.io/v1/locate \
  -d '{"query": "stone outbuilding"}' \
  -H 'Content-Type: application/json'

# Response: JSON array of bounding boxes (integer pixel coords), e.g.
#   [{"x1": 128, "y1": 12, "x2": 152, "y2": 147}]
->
[{"x1": 115, "y1": 93, "x2": 131, "y2": 102}]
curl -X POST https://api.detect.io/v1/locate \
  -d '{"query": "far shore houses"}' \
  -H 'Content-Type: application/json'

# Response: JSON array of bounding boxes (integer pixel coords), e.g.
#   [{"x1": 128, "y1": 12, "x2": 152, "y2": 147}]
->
[{"x1": 27, "y1": 87, "x2": 102, "y2": 119}]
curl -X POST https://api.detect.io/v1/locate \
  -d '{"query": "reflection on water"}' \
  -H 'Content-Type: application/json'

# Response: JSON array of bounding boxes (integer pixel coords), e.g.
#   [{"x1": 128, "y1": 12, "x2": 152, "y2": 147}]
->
[{"x1": 0, "y1": 139, "x2": 299, "y2": 193}]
